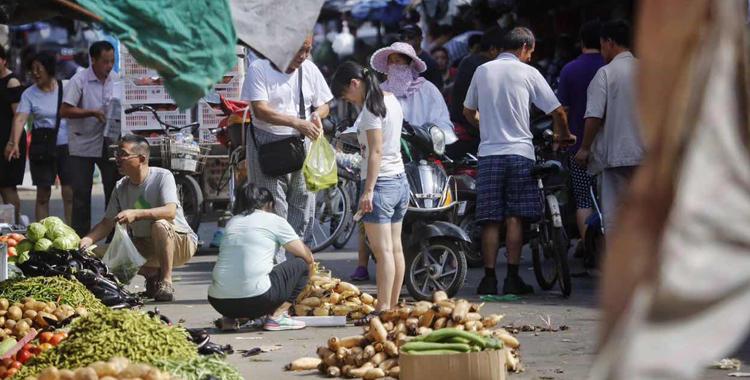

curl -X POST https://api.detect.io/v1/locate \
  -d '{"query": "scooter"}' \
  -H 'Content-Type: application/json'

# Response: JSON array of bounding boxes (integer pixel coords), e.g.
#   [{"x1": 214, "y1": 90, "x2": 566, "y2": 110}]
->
[{"x1": 398, "y1": 123, "x2": 471, "y2": 301}]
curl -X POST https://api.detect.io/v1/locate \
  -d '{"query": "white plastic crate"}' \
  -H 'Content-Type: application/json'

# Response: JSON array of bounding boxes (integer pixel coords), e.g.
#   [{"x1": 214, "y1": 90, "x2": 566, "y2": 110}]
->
[
  {"x1": 122, "y1": 46, "x2": 245, "y2": 79},
  {"x1": 198, "y1": 102, "x2": 223, "y2": 127},
  {"x1": 123, "y1": 80, "x2": 174, "y2": 104},
  {"x1": 211, "y1": 75, "x2": 243, "y2": 100},
  {"x1": 121, "y1": 107, "x2": 192, "y2": 132}
]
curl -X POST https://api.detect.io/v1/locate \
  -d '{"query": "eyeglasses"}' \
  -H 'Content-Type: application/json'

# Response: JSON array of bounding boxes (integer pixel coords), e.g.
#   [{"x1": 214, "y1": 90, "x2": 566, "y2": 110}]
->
[{"x1": 114, "y1": 151, "x2": 141, "y2": 160}]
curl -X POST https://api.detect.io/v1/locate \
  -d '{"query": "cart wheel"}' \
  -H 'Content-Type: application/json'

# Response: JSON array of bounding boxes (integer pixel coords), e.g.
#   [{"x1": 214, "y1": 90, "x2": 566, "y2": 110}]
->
[{"x1": 175, "y1": 174, "x2": 203, "y2": 232}]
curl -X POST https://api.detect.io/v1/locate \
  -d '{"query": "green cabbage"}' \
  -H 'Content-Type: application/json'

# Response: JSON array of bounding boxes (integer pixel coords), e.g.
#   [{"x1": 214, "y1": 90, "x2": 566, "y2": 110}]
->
[
  {"x1": 27, "y1": 223, "x2": 47, "y2": 242},
  {"x1": 40, "y1": 216, "x2": 64, "y2": 231},
  {"x1": 33, "y1": 238, "x2": 53, "y2": 252},
  {"x1": 47, "y1": 224, "x2": 79, "y2": 242},
  {"x1": 52, "y1": 236, "x2": 78, "y2": 251},
  {"x1": 15, "y1": 240, "x2": 33, "y2": 255}
]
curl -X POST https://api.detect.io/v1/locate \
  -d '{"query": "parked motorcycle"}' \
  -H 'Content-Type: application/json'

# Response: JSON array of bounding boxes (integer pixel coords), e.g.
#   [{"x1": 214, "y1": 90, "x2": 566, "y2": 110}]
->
[{"x1": 398, "y1": 123, "x2": 470, "y2": 301}]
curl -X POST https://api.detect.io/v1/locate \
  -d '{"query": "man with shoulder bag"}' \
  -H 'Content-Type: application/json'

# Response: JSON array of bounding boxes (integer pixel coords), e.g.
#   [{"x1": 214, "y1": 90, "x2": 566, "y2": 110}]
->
[{"x1": 243, "y1": 35, "x2": 333, "y2": 263}]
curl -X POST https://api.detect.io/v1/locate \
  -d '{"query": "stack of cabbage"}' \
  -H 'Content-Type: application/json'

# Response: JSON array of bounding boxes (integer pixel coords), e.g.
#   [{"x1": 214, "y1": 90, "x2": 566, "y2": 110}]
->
[{"x1": 22, "y1": 217, "x2": 80, "y2": 254}]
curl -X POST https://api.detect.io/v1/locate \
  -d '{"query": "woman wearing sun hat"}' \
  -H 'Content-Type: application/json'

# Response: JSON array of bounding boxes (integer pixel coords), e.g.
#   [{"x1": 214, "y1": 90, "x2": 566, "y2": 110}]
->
[{"x1": 347, "y1": 41, "x2": 458, "y2": 283}]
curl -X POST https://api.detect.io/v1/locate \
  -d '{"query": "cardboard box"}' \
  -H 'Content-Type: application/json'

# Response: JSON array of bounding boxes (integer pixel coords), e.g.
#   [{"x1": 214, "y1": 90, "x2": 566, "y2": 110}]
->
[{"x1": 399, "y1": 350, "x2": 506, "y2": 380}]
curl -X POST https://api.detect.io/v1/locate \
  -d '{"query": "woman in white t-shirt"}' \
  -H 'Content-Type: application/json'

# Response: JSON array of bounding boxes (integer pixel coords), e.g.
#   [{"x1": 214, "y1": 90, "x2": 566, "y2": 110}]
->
[
  {"x1": 208, "y1": 183, "x2": 314, "y2": 331},
  {"x1": 6, "y1": 51, "x2": 73, "y2": 222},
  {"x1": 331, "y1": 61, "x2": 409, "y2": 319}
]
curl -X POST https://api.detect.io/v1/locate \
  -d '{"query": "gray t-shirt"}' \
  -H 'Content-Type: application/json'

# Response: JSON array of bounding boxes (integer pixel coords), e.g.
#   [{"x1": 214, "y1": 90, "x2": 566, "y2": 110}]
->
[
  {"x1": 104, "y1": 167, "x2": 197, "y2": 243},
  {"x1": 17, "y1": 84, "x2": 69, "y2": 146}
]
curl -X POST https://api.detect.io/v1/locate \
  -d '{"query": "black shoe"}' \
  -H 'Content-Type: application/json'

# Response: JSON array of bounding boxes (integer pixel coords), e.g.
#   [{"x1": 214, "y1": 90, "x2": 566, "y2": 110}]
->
[
  {"x1": 503, "y1": 276, "x2": 534, "y2": 295},
  {"x1": 476, "y1": 276, "x2": 498, "y2": 295}
]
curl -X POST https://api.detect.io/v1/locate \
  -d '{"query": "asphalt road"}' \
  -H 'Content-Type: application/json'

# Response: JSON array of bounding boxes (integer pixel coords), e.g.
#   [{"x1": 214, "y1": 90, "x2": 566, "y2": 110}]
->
[{"x1": 14, "y1": 185, "x2": 748, "y2": 379}]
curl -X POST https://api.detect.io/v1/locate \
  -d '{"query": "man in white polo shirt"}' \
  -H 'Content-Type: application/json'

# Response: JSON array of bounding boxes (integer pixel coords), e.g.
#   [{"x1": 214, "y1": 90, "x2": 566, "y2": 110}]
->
[
  {"x1": 243, "y1": 35, "x2": 333, "y2": 263},
  {"x1": 464, "y1": 27, "x2": 575, "y2": 295},
  {"x1": 575, "y1": 20, "x2": 643, "y2": 234},
  {"x1": 60, "y1": 41, "x2": 120, "y2": 237}
]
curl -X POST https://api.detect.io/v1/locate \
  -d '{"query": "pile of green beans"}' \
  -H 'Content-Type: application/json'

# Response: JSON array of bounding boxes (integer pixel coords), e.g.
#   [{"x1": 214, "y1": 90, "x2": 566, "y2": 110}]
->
[
  {"x1": 402, "y1": 328, "x2": 504, "y2": 355},
  {"x1": 16, "y1": 309, "x2": 198, "y2": 377},
  {"x1": 154, "y1": 355, "x2": 243, "y2": 380},
  {"x1": 0, "y1": 276, "x2": 107, "y2": 313}
]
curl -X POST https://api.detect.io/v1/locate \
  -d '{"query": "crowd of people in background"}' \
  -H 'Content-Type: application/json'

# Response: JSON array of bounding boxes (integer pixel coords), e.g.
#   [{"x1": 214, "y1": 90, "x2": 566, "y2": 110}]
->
[{"x1": 0, "y1": 2, "x2": 643, "y2": 329}]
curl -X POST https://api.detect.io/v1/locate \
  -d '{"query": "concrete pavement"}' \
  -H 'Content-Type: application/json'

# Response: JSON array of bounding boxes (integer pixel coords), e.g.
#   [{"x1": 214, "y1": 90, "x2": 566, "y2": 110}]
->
[{"x1": 14, "y1": 185, "x2": 746, "y2": 379}]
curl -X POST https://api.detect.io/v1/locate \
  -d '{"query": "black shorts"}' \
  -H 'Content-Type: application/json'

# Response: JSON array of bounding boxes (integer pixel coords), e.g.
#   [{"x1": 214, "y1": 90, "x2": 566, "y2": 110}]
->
[{"x1": 30, "y1": 145, "x2": 71, "y2": 187}]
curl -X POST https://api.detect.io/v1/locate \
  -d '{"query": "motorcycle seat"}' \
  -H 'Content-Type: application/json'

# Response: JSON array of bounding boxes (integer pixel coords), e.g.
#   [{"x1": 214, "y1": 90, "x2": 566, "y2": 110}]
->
[{"x1": 531, "y1": 160, "x2": 562, "y2": 178}]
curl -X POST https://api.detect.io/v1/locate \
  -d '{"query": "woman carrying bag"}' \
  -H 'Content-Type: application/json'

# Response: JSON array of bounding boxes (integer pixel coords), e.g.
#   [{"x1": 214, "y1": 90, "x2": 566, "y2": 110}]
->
[
  {"x1": 332, "y1": 61, "x2": 409, "y2": 322},
  {"x1": 5, "y1": 51, "x2": 73, "y2": 222},
  {"x1": 0, "y1": 45, "x2": 25, "y2": 224}
]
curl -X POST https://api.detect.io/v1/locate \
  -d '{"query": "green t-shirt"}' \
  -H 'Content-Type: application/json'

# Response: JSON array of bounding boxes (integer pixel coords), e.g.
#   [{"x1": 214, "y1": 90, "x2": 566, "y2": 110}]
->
[{"x1": 208, "y1": 210, "x2": 299, "y2": 299}]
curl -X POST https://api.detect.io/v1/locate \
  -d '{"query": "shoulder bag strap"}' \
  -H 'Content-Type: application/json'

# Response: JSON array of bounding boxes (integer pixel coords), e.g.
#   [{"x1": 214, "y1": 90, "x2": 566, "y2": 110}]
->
[
  {"x1": 297, "y1": 66, "x2": 305, "y2": 120},
  {"x1": 54, "y1": 79, "x2": 63, "y2": 133}
]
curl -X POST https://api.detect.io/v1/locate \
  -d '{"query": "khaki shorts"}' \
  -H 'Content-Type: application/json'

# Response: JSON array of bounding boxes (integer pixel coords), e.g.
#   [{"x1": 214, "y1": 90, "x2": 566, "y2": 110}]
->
[{"x1": 133, "y1": 220, "x2": 197, "y2": 268}]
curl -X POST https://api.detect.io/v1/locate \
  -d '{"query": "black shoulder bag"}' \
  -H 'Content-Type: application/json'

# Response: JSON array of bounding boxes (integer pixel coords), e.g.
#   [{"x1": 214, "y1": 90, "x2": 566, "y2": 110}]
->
[
  {"x1": 28, "y1": 80, "x2": 63, "y2": 162},
  {"x1": 250, "y1": 67, "x2": 307, "y2": 177}
]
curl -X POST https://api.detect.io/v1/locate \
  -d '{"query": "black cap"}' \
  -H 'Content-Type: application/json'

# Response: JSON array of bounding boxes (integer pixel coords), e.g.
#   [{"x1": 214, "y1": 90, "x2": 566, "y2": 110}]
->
[{"x1": 400, "y1": 24, "x2": 422, "y2": 39}]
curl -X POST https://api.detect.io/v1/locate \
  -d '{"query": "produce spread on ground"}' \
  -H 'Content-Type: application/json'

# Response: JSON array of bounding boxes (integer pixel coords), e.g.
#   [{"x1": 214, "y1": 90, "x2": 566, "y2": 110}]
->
[
  {"x1": 1, "y1": 220, "x2": 521, "y2": 379},
  {"x1": 0, "y1": 219, "x2": 242, "y2": 379}
]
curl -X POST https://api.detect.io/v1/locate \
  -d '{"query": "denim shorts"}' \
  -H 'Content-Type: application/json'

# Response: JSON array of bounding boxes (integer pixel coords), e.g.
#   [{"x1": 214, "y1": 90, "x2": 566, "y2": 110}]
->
[{"x1": 361, "y1": 173, "x2": 409, "y2": 224}]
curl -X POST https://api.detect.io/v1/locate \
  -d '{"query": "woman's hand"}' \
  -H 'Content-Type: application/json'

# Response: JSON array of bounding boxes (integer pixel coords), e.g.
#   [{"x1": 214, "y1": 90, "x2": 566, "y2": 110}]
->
[
  {"x1": 359, "y1": 190, "x2": 374, "y2": 214},
  {"x1": 4, "y1": 143, "x2": 19, "y2": 161}
]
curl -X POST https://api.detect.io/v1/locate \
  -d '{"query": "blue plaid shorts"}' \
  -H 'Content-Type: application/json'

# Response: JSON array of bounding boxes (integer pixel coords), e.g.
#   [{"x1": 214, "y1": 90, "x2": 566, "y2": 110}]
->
[{"x1": 476, "y1": 155, "x2": 542, "y2": 223}]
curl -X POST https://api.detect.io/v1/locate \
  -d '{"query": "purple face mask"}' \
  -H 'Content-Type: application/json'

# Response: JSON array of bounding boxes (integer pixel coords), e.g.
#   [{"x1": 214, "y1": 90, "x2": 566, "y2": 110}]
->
[{"x1": 381, "y1": 64, "x2": 424, "y2": 97}]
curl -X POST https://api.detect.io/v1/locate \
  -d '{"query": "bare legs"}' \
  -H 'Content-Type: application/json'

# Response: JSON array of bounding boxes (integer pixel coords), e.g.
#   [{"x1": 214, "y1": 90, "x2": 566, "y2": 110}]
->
[
  {"x1": 364, "y1": 222, "x2": 405, "y2": 312},
  {"x1": 0, "y1": 187, "x2": 21, "y2": 223}
]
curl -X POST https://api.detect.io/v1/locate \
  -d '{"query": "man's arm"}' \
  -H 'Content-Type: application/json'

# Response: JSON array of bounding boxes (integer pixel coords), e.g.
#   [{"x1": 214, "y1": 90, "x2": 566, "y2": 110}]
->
[
  {"x1": 463, "y1": 107, "x2": 480, "y2": 128},
  {"x1": 115, "y1": 203, "x2": 177, "y2": 225},
  {"x1": 549, "y1": 106, "x2": 575, "y2": 147},
  {"x1": 313, "y1": 102, "x2": 330, "y2": 119},
  {"x1": 80, "y1": 218, "x2": 116, "y2": 248},
  {"x1": 60, "y1": 103, "x2": 105, "y2": 123},
  {"x1": 574, "y1": 117, "x2": 603, "y2": 167},
  {"x1": 251, "y1": 101, "x2": 321, "y2": 140}
]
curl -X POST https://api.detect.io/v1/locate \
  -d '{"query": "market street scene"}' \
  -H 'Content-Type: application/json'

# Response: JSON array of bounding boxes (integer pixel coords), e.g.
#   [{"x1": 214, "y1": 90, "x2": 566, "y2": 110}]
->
[{"x1": 1, "y1": 0, "x2": 749, "y2": 379}]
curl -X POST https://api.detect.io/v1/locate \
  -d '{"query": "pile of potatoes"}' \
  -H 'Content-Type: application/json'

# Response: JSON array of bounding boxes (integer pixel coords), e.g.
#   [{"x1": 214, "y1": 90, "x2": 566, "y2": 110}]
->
[
  {"x1": 293, "y1": 267, "x2": 377, "y2": 320},
  {"x1": 0, "y1": 298, "x2": 86, "y2": 341},
  {"x1": 288, "y1": 291, "x2": 523, "y2": 379},
  {"x1": 25, "y1": 357, "x2": 177, "y2": 380}
]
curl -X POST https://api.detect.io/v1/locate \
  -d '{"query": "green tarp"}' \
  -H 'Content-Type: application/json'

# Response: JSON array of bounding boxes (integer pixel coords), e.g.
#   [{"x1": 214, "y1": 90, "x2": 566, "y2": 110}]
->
[{"x1": 78, "y1": 0, "x2": 237, "y2": 109}]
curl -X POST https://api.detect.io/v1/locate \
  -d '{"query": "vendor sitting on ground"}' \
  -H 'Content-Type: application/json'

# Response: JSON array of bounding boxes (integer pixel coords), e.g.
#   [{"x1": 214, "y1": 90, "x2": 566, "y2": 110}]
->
[
  {"x1": 208, "y1": 183, "x2": 314, "y2": 332},
  {"x1": 79, "y1": 134, "x2": 198, "y2": 302}
]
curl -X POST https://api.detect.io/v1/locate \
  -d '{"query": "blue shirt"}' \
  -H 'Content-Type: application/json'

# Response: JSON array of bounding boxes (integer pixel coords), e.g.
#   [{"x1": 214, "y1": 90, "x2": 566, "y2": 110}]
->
[
  {"x1": 17, "y1": 84, "x2": 68, "y2": 146},
  {"x1": 557, "y1": 53, "x2": 605, "y2": 152}
]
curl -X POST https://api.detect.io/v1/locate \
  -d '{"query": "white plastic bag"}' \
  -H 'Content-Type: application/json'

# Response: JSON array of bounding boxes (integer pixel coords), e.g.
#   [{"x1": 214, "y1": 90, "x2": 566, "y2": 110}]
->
[{"x1": 102, "y1": 224, "x2": 147, "y2": 284}]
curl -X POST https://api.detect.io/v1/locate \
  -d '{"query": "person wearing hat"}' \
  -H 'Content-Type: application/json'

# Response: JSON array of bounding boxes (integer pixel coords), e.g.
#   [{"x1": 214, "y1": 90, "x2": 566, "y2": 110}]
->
[
  {"x1": 347, "y1": 41, "x2": 458, "y2": 282},
  {"x1": 400, "y1": 24, "x2": 444, "y2": 91}
]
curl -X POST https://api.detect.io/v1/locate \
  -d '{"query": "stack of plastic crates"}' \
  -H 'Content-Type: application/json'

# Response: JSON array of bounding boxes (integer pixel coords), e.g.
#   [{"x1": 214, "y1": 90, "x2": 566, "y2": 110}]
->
[{"x1": 159, "y1": 135, "x2": 211, "y2": 174}]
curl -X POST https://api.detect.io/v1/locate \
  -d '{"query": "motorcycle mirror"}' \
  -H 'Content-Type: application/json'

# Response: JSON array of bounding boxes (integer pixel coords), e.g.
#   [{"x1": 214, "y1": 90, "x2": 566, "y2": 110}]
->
[{"x1": 543, "y1": 129, "x2": 554, "y2": 142}]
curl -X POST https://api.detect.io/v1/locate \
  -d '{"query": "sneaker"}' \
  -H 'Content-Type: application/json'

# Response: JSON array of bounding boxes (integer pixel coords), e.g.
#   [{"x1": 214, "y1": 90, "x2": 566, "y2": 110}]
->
[
  {"x1": 503, "y1": 276, "x2": 534, "y2": 295},
  {"x1": 141, "y1": 276, "x2": 159, "y2": 298},
  {"x1": 263, "y1": 313, "x2": 306, "y2": 331},
  {"x1": 153, "y1": 281, "x2": 175, "y2": 302},
  {"x1": 476, "y1": 275, "x2": 498, "y2": 295},
  {"x1": 350, "y1": 266, "x2": 369, "y2": 281},
  {"x1": 210, "y1": 229, "x2": 224, "y2": 248}
]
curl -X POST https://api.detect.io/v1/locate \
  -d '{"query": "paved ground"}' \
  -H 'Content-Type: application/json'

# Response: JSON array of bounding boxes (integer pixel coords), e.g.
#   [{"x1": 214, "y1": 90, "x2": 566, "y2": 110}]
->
[{"x1": 14, "y1": 185, "x2": 748, "y2": 379}]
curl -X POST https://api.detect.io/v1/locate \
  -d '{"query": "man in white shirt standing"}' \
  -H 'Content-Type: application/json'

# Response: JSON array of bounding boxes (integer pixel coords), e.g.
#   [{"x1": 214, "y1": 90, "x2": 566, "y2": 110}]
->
[
  {"x1": 575, "y1": 20, "x2": 644, "y2": 234},
  {"x1": 60, "y1": 41, "x2": 120, "y2": 237},
  {"x1": 244, "y1": 35, "x2": 333, "y2": 263},
  {"x1": 464, "y1": 27, "x2": 575, "y2": 295}
]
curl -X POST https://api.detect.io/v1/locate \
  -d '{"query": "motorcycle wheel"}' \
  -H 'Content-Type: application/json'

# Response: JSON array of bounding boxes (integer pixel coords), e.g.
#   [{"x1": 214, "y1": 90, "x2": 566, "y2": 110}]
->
[
  {"x1": 405, "y1": 239, "x2": 468, "y2": 301},
  {"x1": 457, "y1": 212, "x2": 483, "y2": 267},
  {"x1": 306, "y1": 183, "x2": 351, "y2": 253},
  {"x1": 175, "y1": 175, "x2": 203, "y2": 232}
]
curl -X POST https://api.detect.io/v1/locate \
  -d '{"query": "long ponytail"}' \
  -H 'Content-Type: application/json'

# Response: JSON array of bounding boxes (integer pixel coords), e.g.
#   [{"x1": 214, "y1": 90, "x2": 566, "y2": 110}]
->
[{"x1": 331, "y1": 61, "x2": 387, "y2": 118}]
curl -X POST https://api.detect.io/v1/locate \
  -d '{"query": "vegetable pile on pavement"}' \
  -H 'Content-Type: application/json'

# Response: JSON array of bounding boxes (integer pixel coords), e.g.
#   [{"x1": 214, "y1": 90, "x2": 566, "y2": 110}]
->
[
  {"x1": 22, "y1": 357, "x2": 178, "y2": 380},
  {"x1": 15, "y1": 309, "x2": 199, "y2": 377},
  {"x1": 288, "y1": 291, "x2": 523, "y2": 378},
  {"x1": 292, "y1": 264, "x2": 377, "y2": 320},
  {"x1": 25, "y1": 217, "x2": 80, "y2": 253},
  {"x1": 153, "y1": 355, "x2": 244, "y2": 380},
  {"x1": 0, "y1": 277, "x2": 106, "y2": 314}
]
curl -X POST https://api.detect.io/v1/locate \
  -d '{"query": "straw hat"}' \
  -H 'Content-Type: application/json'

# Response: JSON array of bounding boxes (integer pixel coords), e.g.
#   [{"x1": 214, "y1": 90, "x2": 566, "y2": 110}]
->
[{"x1": 370, "y1": 42, "x2": 427, "y2": 75}]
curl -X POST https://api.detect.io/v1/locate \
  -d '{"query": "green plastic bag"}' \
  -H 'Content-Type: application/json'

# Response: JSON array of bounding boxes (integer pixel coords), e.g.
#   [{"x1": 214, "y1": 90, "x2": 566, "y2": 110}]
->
[{"x1": 304, "y1": 137, "x2": 338, "y2": 192}]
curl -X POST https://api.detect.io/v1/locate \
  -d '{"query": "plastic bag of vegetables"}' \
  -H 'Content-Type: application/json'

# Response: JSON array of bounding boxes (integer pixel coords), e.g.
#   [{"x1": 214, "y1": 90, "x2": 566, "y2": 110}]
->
[{"x1": 102, "y1": 224, "x2": 146, "y2": 284}]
